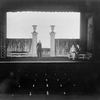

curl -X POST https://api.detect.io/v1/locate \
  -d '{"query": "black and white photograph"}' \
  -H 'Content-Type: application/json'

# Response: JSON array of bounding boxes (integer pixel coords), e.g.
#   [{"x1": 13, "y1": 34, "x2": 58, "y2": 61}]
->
[{"x1": 0, "y1": 0, "x2": 100, "y2": 100}]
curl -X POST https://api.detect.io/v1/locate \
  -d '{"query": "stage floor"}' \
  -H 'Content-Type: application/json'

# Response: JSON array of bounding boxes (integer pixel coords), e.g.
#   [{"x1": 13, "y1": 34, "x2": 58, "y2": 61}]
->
[{"x1": 0, "y1": 57, "x2": 89, "y2": 63}]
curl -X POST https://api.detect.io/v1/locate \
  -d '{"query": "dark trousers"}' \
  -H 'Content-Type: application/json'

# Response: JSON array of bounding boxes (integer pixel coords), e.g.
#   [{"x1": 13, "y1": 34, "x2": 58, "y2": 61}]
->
[{"x1": 37, "y1": 50, "x2": 42, "y2": 57}]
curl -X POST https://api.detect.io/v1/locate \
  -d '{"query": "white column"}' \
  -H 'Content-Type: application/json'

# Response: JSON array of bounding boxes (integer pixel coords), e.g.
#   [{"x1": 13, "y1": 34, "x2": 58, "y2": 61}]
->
[
  {"x1": 31, "y1": 25, "x2": 38, "y2": 57},
  {"x1": 32, "y1": 32, "x2": 38, "y2": 57},
  {"x1": 49, "y1": 25, "x2": 56, "y2": 57}
]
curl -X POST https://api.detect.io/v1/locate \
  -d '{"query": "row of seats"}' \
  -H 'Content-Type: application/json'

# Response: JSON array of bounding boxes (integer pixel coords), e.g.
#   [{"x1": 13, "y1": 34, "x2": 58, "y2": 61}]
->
[{"x1": 0, "y1": 63, "x2": 99, "y2": 95}]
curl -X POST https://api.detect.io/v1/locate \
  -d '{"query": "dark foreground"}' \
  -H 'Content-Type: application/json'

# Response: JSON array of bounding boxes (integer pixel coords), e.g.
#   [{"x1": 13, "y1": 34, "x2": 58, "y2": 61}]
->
[
  {"x1": 0, "y1": 57, "x2": 99, "y2": 99},
  {"x1": 0, "y1": 94, "x2": 100, "y2": 100}
]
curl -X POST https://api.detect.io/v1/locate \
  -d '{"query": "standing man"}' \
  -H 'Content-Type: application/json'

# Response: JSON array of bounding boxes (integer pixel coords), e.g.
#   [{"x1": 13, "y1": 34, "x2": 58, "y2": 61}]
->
[{"x1": 37, "y1": 41, "x2": 42, "y2": 57}]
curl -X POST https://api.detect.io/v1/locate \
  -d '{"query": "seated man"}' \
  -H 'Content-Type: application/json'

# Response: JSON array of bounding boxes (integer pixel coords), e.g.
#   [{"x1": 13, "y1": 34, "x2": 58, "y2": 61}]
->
[{"x1": 75, "y1": 44, "x2": 81, "y2": 59}]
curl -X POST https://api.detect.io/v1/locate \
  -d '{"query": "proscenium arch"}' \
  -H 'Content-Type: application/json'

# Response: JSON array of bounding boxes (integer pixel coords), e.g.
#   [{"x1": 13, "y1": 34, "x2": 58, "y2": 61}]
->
[{"x1": 0, "y1": 0, "x2": 98, "y2": 58}]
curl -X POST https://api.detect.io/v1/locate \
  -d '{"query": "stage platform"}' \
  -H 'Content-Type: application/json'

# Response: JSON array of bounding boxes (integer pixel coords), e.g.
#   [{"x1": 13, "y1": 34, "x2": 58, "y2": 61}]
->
[{"x1": 0, "y1": 57, "x2": 90, "y2": 63}]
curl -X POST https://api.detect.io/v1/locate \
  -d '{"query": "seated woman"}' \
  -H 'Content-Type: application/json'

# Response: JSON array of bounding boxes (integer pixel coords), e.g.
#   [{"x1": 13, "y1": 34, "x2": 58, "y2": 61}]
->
[{"x1": 69, "y1": 45, "x2": 76, "y2": 60}]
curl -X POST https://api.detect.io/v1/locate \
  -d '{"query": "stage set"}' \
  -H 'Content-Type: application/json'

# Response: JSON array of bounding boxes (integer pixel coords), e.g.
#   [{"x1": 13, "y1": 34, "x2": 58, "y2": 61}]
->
[
  {"x1": 2, "y1": 24, "x2": 92, "y2": 62},
  {"x1": 6, "y1": 25, "x2": 80, "y2": 59},
  {"x1": 0, "y1": 0, "x2": 100, "y2": 100}
]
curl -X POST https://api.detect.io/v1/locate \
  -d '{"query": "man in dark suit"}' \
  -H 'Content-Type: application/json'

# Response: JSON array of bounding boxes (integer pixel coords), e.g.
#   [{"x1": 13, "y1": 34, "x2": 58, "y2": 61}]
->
[{"x1": 37, "y1": 41, "x2": 42, "y2": 57}]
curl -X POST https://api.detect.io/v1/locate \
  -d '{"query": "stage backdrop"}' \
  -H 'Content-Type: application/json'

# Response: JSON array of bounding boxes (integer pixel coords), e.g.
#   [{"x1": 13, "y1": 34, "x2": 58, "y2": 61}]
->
[
  {"x1": 7, "y1": 38, "x2": 32, "y2": 53},
  {"x1": 7, "y1": 38, "x2": 79, "y2": 57},
  {"x1": 55, "y1": 39, "x2": 79, "y2": 56}
]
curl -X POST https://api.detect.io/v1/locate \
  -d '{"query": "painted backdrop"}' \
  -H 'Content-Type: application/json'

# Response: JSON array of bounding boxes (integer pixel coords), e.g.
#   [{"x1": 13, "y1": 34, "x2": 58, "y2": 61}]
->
[{"x1": 7, "y1": 38, "x2": 32, "y2": 53}]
